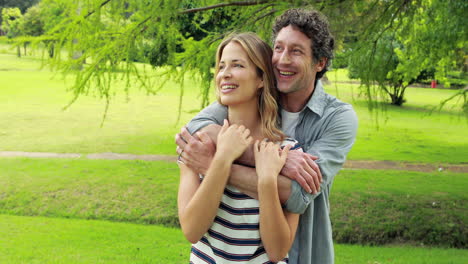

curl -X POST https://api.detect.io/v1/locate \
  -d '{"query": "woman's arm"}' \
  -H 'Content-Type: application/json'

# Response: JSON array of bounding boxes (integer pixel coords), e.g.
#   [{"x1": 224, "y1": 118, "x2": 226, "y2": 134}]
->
[
  {"x1": 254, "y1": 141, "x2": 299, "y2": 262},
  {"x1": 177, "y1": 120, "x2": 253, "y2": 243}
]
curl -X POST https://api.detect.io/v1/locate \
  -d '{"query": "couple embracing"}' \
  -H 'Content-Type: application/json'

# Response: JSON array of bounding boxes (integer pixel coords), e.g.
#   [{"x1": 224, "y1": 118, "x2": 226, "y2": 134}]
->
[{"x1": 175, "y1": 8, "x2": 357, "y2": 264}]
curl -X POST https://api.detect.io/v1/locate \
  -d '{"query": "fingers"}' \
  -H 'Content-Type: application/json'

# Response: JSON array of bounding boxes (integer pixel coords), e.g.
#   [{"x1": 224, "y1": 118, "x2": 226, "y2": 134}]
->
[
  {"x1": 295, "y1": 175, "x2": 310, "y2": 194},
  {"x1": 254, "y1": 140, "x2": 260, "y2": 152},
  {"x1": 197, "y1": 131, "x2": 213, "y2": 144},
  {"x1": 175, "y1": 133, "x2": 187, "y2": 149},
  {"x1": 176, "y1": 146, "x2": 183, "y2": 155},
  {"x1": 220, "y1": 119, "x2": 229, "y2": 133},
  {"x1": 180, "y1": 127, "x2": 193, "y2": 144},
  {"x1": 302, "y1": 161, "x2": 319, "y2": 194},
  {"x1": 306, "y1": 155, "x2": 323, "y2": 186},
  {"x1": 281, "y1": 144, "x2": 292, "y2": 161}
]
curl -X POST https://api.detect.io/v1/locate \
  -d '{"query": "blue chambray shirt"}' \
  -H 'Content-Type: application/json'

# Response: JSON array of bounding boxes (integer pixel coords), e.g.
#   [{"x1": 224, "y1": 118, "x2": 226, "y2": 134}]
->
[{"x1": 186, "y1": 81, "x2": 358, "y2": 264}]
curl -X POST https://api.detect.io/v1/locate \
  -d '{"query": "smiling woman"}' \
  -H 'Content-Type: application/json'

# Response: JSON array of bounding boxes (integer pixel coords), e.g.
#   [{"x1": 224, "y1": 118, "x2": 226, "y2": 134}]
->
[{"x1": 177, "y1": 32, "x2": 299, "y2": 263}]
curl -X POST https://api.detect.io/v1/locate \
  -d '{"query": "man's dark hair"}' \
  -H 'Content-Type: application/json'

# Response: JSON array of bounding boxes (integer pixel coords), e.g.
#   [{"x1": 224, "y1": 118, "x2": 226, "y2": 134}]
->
[{"x1": 272, "y1": 8, "x2": 335, "y2": 80}]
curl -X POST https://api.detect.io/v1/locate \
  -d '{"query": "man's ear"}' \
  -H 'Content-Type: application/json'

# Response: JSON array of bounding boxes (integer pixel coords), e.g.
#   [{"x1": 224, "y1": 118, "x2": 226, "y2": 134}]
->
[{"x1": 316, "y1": 58, "x2": 327, "y2": 72}]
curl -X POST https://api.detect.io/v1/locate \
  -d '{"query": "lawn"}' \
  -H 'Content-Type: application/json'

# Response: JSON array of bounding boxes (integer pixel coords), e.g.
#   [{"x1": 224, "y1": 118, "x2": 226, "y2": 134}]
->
[
  {"x1": 1, "y1": 214, "x2": 467, "y2": 264},
  {"x1": 1, "y1": 52, "x2": 467, "y2": 163},
  {"x1": 1, "y1": 158, "x2": 466, "y2": 247},
  {"x1": 1, "y1": 43, "x2": 467, "y2": 263}
]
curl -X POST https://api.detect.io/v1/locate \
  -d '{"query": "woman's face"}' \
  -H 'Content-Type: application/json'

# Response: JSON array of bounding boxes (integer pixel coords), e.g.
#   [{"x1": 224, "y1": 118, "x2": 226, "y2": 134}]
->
[{"x1": 216, "y1": 42, "x2": 264, "y2": 106}]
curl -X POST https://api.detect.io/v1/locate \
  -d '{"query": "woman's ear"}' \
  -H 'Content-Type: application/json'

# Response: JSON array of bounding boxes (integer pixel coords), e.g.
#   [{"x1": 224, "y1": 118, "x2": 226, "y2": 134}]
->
[{"x1": 257, "y1": 79, "x2": 264, "y2": 89}]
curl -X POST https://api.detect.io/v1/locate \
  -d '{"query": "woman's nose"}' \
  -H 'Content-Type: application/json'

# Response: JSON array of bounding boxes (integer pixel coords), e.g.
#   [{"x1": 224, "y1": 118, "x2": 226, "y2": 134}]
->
[{"x1": 222, "y1": 68, "x2": 232, "y2": 78}]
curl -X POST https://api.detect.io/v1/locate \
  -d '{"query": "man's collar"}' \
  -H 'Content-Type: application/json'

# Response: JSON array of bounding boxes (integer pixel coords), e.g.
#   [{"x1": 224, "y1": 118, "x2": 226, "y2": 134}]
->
[{"x1": 304, "y1": 80, "x2": 326, "y2": 117}]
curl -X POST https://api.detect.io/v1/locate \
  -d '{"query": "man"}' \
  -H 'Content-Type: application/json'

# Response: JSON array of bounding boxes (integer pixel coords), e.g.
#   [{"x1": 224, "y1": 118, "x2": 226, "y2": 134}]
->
[{"x1": 176, "y1": 8, "x2": 358, "y2": 264}]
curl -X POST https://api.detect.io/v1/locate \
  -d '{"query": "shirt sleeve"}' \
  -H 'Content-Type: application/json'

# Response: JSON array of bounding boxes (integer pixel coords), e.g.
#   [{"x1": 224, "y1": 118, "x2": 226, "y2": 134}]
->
[
  {"x1": 285, "y1": 105, "x2": 358, "y2": 214},
  {"x1": 185, "y1": 102, "x2": 228, "y2": 134}
]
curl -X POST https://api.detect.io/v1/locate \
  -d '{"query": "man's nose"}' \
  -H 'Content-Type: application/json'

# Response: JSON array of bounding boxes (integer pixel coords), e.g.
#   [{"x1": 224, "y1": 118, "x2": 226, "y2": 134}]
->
[{"x1": 278, "y1": 50, "x2": 291, "y2": 64}]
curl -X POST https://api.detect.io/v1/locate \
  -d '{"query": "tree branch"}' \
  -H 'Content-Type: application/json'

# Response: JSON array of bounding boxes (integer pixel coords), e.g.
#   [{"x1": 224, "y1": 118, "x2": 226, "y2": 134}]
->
[
  {"x1": 180, "y1": 0, "x2": 269, "y2": 14},
  {"x1": 85, "y1": 0, "x2": 113, "y2": 18}
]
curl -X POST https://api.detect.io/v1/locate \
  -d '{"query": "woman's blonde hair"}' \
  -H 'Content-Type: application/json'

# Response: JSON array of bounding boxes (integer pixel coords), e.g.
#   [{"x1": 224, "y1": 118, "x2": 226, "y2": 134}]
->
[{"x1": 215, "y1": 32, "x2": 284, "y2": 142}]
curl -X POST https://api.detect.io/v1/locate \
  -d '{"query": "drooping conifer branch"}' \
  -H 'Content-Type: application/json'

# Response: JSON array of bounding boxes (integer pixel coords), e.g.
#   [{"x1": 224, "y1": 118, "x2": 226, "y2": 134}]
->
[{"x1": 180, "y1": 0, "x2": 269, "y2": 14}]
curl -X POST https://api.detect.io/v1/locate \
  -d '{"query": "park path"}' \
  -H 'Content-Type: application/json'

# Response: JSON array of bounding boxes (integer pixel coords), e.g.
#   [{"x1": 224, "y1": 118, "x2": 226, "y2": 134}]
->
[{"x1": 1, "y1": 151, "x2": 467, "y2": 173}]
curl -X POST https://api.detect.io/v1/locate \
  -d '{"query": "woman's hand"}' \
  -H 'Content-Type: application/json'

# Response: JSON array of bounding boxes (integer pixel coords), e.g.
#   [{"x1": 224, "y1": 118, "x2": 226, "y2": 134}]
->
[
  {"x1": 216, "y1": 119, "x2": 253, "y2": 162},
  {"x1": 254, "y1": 140, "x2": 291, "y2": 179}
]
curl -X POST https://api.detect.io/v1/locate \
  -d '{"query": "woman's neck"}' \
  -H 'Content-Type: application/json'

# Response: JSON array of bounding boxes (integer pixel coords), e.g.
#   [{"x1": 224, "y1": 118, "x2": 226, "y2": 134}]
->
[{"x1": 227, "y1": 101, "x2": 263, "y2": 139}]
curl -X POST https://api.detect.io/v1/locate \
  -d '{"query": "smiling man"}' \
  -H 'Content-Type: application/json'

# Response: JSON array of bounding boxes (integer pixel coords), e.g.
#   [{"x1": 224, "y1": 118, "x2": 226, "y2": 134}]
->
[{"x1": 175, "y1": 9, "x2": 358, "y2": 264}]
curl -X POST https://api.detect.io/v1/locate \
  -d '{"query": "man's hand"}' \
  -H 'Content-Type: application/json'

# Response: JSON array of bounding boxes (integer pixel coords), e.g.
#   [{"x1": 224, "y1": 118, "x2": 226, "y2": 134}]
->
[
  {"x1": 280, "y1": 151, "x2": 322, "y2": 194},
  {"x1": 175, "y1": 126, "x2": 216, "y2": 175}
]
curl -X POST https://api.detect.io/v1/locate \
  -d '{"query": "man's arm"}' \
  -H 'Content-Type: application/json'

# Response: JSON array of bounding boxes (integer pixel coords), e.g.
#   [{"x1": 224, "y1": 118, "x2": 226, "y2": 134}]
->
[
  {"x1": 285, "y1": 106, "x2": 358, "y2": 214},
  {"x1": 229, "y1": 164, "x2": 293, "y2": 204}
]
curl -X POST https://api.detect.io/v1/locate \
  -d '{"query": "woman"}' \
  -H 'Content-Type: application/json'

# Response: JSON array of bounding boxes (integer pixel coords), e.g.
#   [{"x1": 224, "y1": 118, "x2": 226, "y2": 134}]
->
[{"x1": 177, "y1": 32, "x2": 299, "y2": 263}]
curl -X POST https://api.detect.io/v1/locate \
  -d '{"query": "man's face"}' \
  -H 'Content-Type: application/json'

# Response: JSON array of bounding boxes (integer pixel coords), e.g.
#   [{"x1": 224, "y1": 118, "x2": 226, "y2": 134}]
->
[{"x1": 272, "y1": 25, "x2": 319, "y2": 95}]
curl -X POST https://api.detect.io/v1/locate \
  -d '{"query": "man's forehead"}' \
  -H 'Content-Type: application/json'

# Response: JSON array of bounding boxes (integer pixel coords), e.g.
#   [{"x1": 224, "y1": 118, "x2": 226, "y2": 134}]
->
[{"x1": 274, "y1": 26, "x2": 310, "y2": 43}]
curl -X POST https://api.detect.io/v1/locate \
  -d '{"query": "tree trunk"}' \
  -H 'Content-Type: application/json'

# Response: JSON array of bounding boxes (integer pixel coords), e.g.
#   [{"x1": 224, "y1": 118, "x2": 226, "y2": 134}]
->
[
  {"x1": 389, "y1": 84, "x2": 407, "y2": 106},
  {"x1": 16, "y1": 46, "x2": 21, "y2": 58},
  {"x1": 48, "y1": 44, "x2": 55, "y2": 58}
]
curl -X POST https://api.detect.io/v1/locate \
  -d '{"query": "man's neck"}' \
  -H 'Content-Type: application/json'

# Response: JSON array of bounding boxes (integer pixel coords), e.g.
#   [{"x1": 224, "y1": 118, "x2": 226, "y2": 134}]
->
[{"x1": 281, "y1": 82, "x2": 316, "y2": 113}]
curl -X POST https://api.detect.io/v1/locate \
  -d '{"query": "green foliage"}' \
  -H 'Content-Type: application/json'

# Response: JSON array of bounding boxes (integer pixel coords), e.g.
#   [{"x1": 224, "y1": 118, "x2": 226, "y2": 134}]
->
[
  {"x1": 348, "y1": 34, "x2": 410, "y2": 105},
  {"x1": 348, "y1": 0, "x2": 467, "y2": 113},
  {"x1": 20, "y1": 4, "x2": 43, "y2": 36},
  {"x1": 1, "y1": 7, "x2": 21, "y2": 38},
  {"x1": 0, "y1": 0, "x2": 39, "y2": 25},
  {"x1": 4, "y1": 0, "x2": 467, "y2": 118},
  {"x1": 21, "y1": 0, "x2": 365, "y2": 112}
]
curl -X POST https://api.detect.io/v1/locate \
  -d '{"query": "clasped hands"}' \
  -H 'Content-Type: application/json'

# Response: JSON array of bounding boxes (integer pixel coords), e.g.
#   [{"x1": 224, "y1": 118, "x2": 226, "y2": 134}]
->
[{"x1": 175, "y1": 123, "x2": 322, "y2": 194}]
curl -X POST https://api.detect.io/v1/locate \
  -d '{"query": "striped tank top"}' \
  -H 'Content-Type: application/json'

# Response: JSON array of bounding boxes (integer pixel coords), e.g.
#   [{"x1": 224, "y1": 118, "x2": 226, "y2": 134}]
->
[{"x1": 189, "y1": 139, "x2": 301, "y2": 264}]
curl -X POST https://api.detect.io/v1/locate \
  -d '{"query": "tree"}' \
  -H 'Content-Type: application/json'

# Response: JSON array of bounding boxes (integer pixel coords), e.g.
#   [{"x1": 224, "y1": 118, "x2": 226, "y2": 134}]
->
[
  {"x1": 348, "y1": 34, "x2": 411, "y2": 106},
  {"x1": 1, "y1": 7, "x2": 22, "y2": 56},
  {"x1": 0, "y1": 0, "x2": 39, "y2": 28},
  {"x1": 20, "y1": 0, "x2": 466, "y2": 118},
  {"x1": 347, "y1": 0, "x2": 467, "y2": 114}
]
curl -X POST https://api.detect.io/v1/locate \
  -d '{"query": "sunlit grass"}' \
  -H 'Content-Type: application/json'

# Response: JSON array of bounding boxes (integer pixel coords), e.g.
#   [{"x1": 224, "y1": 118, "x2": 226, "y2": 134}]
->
[
  {"x1": 1, "y1": 214, "x2": 466, "y2": 264},
  {"x1": 1, "y1": 53, "x2": 467, "y2": 163}
]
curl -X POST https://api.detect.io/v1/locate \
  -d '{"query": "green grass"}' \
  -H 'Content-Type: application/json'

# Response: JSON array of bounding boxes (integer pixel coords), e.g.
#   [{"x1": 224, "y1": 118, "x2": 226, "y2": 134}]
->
[
  {"x1": 1, "y1": 158, "x2": 466, "y2": 247},
  {"x1": 322, "y1": 78, "x2": 467, "y2": 163},
  {"x1": 1, "y1": 53, "x2": 467, "y2": 163},
  {"x1": 0, "y1": 158, "x2": 179, "y2": 226},
  {"x1": 0, "y1": 214, "x2": 190, "y2": 264},
  {"x1": 332, "y1": 170, "x2": 467, "y2": 247},
  {"x1": 1, "y1": 214, "x2": 466, "y2": 264},
  {"x1": 0, "y1": 53, "x2": 210, "y2": 155}
]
